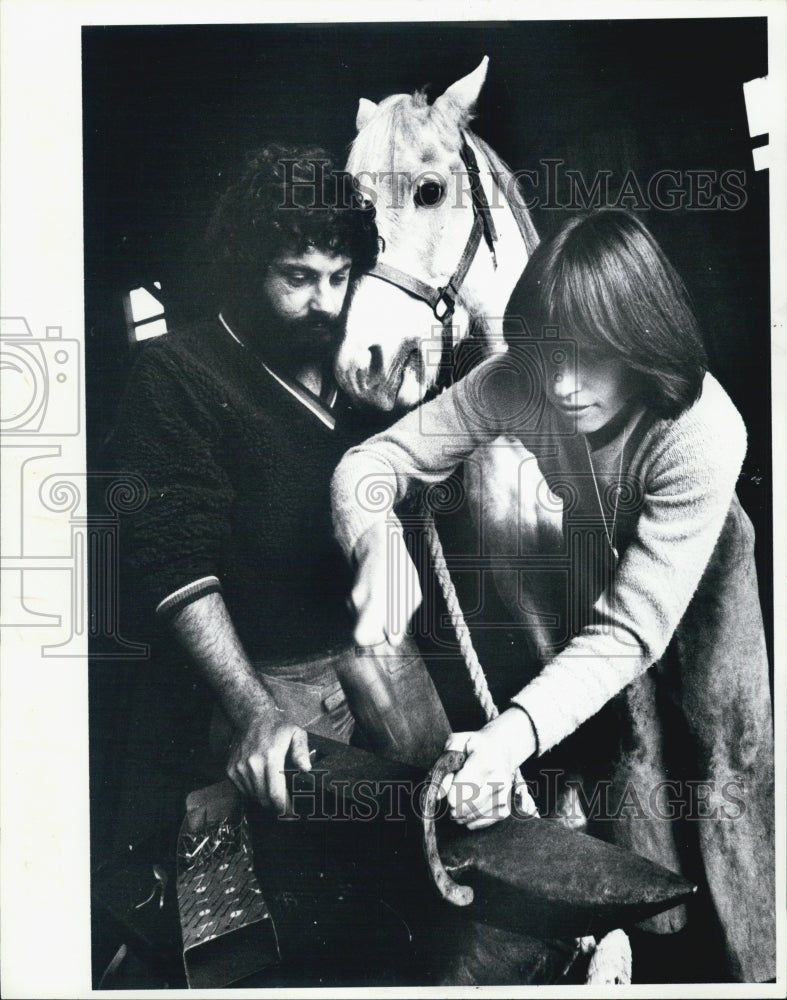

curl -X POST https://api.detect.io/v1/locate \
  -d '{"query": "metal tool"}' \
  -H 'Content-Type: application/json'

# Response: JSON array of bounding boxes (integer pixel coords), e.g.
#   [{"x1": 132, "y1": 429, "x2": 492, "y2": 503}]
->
[
  {"x1": 175, "y1": 783, "x2": 279, "y2": 989},
  {"x1": 135, "y1": 864, "x2": 168, "y2": 910},
  {"x1": 421, "y1": 749, "x2": 475, "y2": 906}
]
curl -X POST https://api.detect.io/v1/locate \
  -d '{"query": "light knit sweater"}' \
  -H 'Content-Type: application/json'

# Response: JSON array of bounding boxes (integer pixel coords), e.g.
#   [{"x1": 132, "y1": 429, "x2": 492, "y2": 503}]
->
[{"x1": 331, "y1": 354, "x2": 747, "y2": 756}]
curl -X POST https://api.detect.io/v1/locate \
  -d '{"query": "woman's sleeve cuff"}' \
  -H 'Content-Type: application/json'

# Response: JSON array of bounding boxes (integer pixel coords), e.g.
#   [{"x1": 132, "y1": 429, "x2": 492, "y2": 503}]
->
[
  {"x1": 508, "y1": 700, "x2": 540, "y2": 758},
  {"x1": 155, "y1": 575, "x2": 222, "y2": 620}
]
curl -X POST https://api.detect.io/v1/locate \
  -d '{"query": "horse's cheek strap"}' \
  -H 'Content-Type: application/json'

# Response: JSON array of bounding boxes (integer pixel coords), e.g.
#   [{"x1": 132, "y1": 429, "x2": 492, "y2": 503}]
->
[
  {"x1": 367, "y1": 262, "x2": 443, "y2": 313},
  {"x1": 421, "y1": 750, "x2": 475, "y2": 906}
]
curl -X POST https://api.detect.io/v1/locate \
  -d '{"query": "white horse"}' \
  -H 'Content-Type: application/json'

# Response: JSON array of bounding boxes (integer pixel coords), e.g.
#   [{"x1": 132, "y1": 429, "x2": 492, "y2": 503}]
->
[
  {"x1": 337, "y1": 57, "x2": 563, "y2": 671},
  {"x1": 336, "y1": 56, "x2": 539, "y2": 412}
]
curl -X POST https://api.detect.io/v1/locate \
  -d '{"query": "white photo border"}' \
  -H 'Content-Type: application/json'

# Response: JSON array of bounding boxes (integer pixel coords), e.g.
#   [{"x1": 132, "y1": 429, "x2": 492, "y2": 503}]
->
[{"x1": 1, "y1": 1, "x2": 784, "y2": 997}]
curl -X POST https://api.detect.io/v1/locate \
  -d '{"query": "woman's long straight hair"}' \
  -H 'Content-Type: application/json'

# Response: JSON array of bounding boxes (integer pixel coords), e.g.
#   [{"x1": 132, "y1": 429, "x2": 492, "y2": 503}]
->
[{"x1": 506, "y1": 210, "x2": 708, "y2": 420}]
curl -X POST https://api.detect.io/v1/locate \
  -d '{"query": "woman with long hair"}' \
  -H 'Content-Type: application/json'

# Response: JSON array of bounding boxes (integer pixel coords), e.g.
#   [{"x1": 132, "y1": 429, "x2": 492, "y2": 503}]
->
[{"x1": 331, "y1": 210, "x2": 775, "y2": 982}]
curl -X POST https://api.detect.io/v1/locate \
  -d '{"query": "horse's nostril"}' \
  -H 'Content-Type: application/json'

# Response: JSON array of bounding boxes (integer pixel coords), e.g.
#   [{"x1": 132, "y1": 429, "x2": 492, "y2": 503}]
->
[{"x1": 368, "y1": 345, "x2": 384, "y2": 378}]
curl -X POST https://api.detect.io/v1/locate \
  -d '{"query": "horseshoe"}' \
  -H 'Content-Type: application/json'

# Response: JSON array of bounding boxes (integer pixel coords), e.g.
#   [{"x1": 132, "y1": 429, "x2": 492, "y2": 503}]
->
[{"x1": 421, "y1": 750, "x2": 474, "y2": 906}]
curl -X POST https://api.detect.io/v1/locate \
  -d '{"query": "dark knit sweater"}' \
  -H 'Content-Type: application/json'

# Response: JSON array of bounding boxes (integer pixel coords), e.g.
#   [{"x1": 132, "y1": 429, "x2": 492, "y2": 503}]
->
[{"x1": 109, "y1": 317, "x2": 358, "y2": 662}]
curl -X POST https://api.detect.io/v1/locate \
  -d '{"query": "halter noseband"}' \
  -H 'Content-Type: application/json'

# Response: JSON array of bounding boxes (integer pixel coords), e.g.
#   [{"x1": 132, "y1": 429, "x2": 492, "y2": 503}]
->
[{"x1": 364, "y1": 133, "x2": 499, "y2": 388}]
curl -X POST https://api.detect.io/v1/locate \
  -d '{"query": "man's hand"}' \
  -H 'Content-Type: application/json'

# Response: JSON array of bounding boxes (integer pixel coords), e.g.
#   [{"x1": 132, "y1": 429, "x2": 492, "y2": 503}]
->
[
  {"x1": 439, "y1": 709, "x2": 538, "y2": 830},
  {"x1": 170, "y1": 593, "x2": 314, "y2": 814},
  {"x1": 226, "y1": 714, "x2": 312, "y2": 814},
  {"x1": 349, "y1": 521, "x2": 422, "y2": 647}
]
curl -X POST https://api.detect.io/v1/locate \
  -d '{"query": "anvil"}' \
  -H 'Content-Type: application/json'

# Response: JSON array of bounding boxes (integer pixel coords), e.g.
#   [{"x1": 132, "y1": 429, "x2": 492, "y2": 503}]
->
[
  {"x1": 280, "y1": 733, "x2": 697, "y2": 939},
  {"x1": 176, "y1": 734, "x2": 697, "y2": 986}
]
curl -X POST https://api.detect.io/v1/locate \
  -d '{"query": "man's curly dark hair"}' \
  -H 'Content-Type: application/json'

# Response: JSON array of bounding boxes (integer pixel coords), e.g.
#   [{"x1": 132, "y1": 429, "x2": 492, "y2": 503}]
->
[{"x1": 206, "y1": 145, "x2": 379, "y2": 313}]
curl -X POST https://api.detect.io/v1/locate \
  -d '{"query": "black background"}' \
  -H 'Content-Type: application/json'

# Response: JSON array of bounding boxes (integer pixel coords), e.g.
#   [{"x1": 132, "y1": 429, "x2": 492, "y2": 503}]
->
[{"x1": 83, "y1": 16, "x2": 772, "y2": 898}]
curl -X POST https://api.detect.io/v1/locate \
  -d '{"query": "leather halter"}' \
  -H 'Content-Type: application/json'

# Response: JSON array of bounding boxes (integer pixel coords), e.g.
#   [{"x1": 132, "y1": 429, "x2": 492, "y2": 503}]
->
[{"x1": 364, "y1": 134, "x2": 500, "y2": 388}]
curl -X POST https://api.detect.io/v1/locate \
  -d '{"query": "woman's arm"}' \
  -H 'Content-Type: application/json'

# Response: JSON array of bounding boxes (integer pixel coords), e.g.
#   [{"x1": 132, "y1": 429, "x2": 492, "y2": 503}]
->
[
  {"x1": 442, "y1": 375, "x2": 748, "y2": 827},
  {"x1": 332, "y1": 351, "x2": 545, "y2": 557},
  {"x1": 512, "y1": 377, "x2": 748, "y2": 755},
  {"x1": 332, "y1": 352, "x2": 538, "y2": 643}
]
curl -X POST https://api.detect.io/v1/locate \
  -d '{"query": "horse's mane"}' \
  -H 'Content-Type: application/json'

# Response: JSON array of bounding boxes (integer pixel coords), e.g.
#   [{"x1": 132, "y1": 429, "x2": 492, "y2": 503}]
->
[{"x1": 468, "y1": 131, "x2": 540, "y2": 256}]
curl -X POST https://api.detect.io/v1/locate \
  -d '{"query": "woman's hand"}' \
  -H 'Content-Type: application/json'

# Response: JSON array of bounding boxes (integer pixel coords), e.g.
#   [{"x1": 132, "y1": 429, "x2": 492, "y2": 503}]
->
[
  {"x1": 440, "y1": 708, "x2": 538, "y2": 830},
  {"x1": 349, "y1": 520, "x2": 422, "y2": 647}
]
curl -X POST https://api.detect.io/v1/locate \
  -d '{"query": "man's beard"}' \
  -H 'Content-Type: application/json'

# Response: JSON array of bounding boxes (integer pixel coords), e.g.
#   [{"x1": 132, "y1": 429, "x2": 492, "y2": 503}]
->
[
  {"x1": 277, "y1": 311, "x2": 343, "y2": 367},
  {"x1": 242, "y1": 303, "x2": 343, "y2": 369},
  {"x1": 293, "y1": 312, "x2": 342, "y2": 351}
]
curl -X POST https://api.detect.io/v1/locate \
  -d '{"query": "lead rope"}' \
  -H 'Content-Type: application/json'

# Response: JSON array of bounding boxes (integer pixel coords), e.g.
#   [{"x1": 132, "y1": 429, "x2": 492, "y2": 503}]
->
[
  {"x1": 422, "y1": 506, "x2": 536, "y2": 816},
  {"x1": 423, "y1": 505, "x2": 633, "y2": 982}
]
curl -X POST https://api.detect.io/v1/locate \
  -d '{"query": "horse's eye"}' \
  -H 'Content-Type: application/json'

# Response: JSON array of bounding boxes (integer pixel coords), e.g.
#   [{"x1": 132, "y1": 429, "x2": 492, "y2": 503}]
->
[{"x1": 414, "y1": 180, "x2": 445, "y2": 208}]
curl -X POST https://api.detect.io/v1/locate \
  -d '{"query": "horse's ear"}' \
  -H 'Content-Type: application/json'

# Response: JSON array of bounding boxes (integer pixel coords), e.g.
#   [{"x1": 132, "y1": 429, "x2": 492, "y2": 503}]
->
[
  {"x1": 433, "y1": 55, "x2": 489, "y2": 124},
  {"x1": 356, "y1": 98, "x2": 378, "y2": 131}
]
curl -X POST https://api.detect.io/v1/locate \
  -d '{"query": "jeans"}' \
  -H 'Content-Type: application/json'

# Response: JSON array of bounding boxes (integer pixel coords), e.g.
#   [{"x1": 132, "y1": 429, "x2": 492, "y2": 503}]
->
[{"x1": 210, "y1": 635, "x2": 451, "y2": 772}]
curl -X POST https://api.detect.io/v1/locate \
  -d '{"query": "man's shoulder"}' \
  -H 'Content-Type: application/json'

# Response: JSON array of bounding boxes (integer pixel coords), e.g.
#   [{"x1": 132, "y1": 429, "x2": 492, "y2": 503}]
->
[
  {"x1": 133, "y1": 317, "x2": 224, "y2": 364},
  {"x1": 128, "y1": 317, "x2": 239, "y2": 387}
]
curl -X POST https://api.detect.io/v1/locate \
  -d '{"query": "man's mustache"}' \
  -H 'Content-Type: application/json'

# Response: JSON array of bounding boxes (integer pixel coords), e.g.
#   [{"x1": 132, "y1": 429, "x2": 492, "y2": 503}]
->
[{"x1": 294, "y1": 312, "x2": 343, "y2": 337}]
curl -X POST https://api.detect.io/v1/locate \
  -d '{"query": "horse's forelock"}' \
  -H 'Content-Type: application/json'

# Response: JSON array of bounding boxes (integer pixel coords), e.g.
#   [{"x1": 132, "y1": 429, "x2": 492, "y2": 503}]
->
[
  {"x1": 347, "y1": 89, "x2": 463, "y2": 176},
  {"x1": 348, "y1": 94, "x2": 405, "y2": 172}
]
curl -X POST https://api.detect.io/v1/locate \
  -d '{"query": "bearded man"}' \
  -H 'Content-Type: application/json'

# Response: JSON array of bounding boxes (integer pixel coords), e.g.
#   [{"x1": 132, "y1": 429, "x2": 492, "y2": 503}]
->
[{"x1": 109, "y1": 145, "x2": 450, "y2": 813}]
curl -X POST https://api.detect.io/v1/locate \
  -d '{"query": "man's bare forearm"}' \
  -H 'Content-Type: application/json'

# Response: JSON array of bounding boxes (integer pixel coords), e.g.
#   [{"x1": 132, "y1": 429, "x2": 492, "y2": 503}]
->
[{"x1": 169, "y1": 591, "x2": 275, "y2": 730}]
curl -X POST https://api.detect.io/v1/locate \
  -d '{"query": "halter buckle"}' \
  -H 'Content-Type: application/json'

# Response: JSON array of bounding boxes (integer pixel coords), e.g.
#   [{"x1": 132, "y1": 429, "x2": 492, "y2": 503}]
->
[{"x1": 433, "y1": 288, "x2": 455, "y2": 324}]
